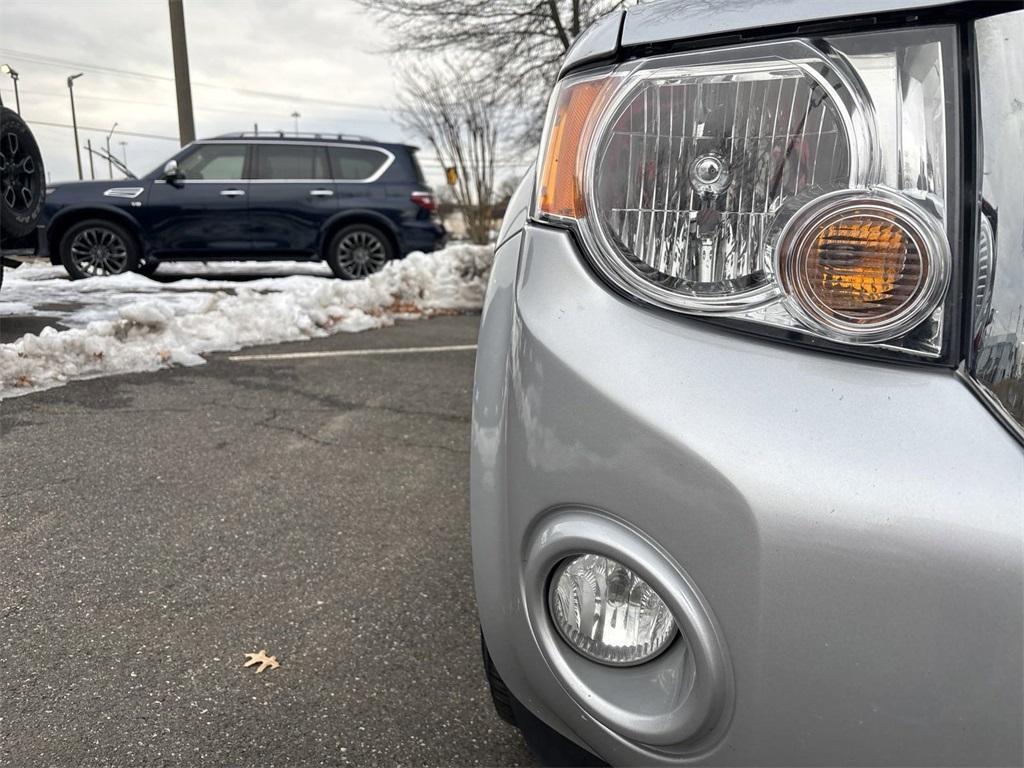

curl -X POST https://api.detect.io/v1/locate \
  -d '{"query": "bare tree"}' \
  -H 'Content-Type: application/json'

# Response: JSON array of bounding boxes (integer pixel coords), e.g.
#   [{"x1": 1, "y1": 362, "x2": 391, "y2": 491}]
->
[
  {"x1": 362, "y1": 0, "x2": 624, "y2": 146},
  {"x1": 399, "y1": 62, "x2": 500, "y2": 245},
  {"x1": 434, "y1": 182, "x2": 459, "y2": 218}
]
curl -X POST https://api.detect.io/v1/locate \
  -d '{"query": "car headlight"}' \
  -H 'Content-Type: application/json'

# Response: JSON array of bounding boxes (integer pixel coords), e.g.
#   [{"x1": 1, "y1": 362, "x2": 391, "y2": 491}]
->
[
  {"x1": 549, "y1": 553, "x2": 677, "y2": 666},
  {"x1": 535, "y1": 27, "x2": 958, "y2": 359}
]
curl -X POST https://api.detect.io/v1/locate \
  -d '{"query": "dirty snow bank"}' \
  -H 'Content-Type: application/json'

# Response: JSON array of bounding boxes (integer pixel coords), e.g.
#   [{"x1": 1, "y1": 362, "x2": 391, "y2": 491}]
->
[{"x1": 0, "y1": 245, "x2": 492, "y2": 398}]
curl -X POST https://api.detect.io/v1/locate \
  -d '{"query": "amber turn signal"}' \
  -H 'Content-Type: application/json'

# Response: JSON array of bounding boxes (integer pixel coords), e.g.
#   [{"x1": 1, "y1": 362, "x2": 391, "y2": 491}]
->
[
  {"x1": 538, "y1": 77, "x2": 610, "y2": 219},
  {"x1": 774, "y1": 190, "x2": 949, "y2": 342},
  {"x1": 805, "y1": 217, "x2": 921, "y2": 319}
]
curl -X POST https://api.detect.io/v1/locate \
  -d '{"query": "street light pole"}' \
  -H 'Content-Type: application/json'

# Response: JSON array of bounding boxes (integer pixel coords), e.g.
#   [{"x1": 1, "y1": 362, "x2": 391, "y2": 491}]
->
[
  {"x1": 106, "y1": 122, "x2": 118, "y2": 179},
  {"x1": 67, "y1": 73, "x2": 84, "y2": 180},
  {"x1": 119, "y1": 140, "x2": 128, "y2": 167},
  {"x1": 0, "y1": 64, "x2": 20, "y2": 114},
  {"x1": 291, "y1": 111, "x2": 301, "y2": 135},
  {"x1": 86, "y1": 139, "x2": 95, "y2": 179}
]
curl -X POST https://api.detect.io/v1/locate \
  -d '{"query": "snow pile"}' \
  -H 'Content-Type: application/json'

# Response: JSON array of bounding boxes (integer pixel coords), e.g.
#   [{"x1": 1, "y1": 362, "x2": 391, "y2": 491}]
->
[{"x1": 0, "y1": 245, "x2": 492, "y2": 397}]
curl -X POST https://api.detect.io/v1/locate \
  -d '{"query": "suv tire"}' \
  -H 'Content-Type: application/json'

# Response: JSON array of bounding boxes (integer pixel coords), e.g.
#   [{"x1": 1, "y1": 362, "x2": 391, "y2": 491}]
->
[
  {"x1": 481, "y1": 633, "x2": 517, "y2": 727},
  {"x1": 326, "y1": 223, "x2": 394, "y2": 279},
  {"x1": 60, "y1": 219, "x2": 139, "y2": 279},
  {"x1": 481, "y1": 633, "x2": 607, "y2": 767},
  {"x1": 1, "y1": 106, "x2": 46, "y2": 243}
]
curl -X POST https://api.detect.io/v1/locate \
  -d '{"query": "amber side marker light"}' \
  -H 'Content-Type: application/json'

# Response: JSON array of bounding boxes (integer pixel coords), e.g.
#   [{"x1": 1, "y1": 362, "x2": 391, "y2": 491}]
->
[
  {"x1": 538, "y1": 77, "x2": 611, "y2": 219},
  {"x1": 774, "y1": 190, "x2": 949, "y2": 342}
]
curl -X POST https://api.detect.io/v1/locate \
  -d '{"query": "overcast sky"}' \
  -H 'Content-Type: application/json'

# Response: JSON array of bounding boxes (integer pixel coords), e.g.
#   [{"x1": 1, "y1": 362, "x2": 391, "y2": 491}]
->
[{"x1": 0, "y1": 0, "x2": 472, "y2": 185}]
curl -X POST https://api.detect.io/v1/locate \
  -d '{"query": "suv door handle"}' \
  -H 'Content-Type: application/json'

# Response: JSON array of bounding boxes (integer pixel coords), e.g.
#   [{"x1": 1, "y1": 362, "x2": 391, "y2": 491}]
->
[
  {"x1": 220, "y1": 188, "x2": 246, "y2": 197},
  {"x1": 309, "y1": 188, "x2": 334, "y2": 197}
]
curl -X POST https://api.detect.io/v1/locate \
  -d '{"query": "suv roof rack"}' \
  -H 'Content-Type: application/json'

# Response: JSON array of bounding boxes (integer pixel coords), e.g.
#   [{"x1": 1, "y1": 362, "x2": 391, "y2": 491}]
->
[{"x1": 210, "y1": 131, "x2": 377, "y2": 143}]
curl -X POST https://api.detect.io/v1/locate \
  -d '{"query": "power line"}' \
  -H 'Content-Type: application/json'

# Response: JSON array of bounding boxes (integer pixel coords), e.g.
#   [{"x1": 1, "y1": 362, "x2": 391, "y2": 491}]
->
[
  {"x1": 15, "y1": 87, "x2": 399, "y2": 124},
  {"x1": 0, "y1": 49, "x2": 175, "y2": 84},
  {"x1": 27, "y1": 119, "x2": 180, "y2": 142},
  {"x1": 0, "y1": 48, "x2": 528, "y2": 121},
  {"x1": 0, "y1": 48, "x2": 408, "y2": 114}
]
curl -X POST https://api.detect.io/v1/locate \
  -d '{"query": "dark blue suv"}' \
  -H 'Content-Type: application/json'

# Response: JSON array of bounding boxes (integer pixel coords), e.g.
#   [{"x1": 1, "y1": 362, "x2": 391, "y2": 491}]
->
[{"x1": 38, "y1": 133, "x2": 446, "y2": 280}]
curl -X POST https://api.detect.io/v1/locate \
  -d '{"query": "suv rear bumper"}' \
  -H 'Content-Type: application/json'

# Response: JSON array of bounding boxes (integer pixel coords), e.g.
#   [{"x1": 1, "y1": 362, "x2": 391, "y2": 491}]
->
[
  {"x1": 402, "y1": 221, "x2": 446, "y2": 254},
  {"x1": 472, "y1": 225, "x2": 1024, "y2": 765}
]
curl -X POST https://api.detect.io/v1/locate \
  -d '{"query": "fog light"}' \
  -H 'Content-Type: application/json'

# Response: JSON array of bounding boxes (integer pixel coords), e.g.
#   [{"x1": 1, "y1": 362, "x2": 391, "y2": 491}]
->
[{"x1": 549, "y1": 554, "x2": 677, "y2": 666}]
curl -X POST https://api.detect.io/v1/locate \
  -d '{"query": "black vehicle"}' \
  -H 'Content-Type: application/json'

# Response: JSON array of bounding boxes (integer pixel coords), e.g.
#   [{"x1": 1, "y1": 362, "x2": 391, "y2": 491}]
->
[
  {"x1": 39, "y1": 132, "x2": 446, "y2": 280},
  {"x1": 1, "y1": 105, "x2": 46, "y2": 285}
]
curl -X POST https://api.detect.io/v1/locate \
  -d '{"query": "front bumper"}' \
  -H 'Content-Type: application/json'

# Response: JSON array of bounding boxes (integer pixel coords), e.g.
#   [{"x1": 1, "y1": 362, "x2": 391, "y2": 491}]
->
[{"x1": 472, "y1": 224, "x2": 1023, "y2": 765}]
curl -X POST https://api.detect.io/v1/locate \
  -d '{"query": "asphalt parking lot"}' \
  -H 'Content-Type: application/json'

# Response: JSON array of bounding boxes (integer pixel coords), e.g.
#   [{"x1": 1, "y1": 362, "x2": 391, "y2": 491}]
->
[{"x1": 0, "y1": 314, "x2": 535, "y2": 767}]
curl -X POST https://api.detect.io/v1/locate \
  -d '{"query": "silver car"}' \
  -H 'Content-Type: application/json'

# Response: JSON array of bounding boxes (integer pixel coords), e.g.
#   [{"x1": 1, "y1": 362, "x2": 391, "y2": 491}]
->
[{"x1": 472, "y1": 1, "x2": 1023, "y2": 765}]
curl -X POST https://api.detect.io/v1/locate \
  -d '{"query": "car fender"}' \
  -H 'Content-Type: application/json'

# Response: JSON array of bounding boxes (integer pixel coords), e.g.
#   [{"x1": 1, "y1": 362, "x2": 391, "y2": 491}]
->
[
  {"x1": 318, "y1": 208, "x2": 403, "y2": 254},
  {"x1": 495, "y1": 166, "x2": 535, "y2": 249},
  {"x1": 46, "y1": 204, "x2": 148, "y2": 262}
]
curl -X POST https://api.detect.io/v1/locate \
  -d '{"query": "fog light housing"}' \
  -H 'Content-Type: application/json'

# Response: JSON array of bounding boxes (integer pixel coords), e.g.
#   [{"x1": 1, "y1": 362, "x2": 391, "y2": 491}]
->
[{"x1": 549, "y1": 553, "x2": 677, "y2": 666}]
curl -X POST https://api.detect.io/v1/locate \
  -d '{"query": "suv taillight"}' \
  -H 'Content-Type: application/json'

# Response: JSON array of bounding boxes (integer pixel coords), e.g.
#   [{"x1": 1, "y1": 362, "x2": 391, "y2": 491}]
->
[{"x1": 410, "y1": 191, "x2": 436, "y2": 213}]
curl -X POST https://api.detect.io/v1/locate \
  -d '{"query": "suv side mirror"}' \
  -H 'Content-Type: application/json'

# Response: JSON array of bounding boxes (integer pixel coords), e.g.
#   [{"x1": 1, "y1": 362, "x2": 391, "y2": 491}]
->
[{"x1": 163, "y1": 159, "x2": 183, "y2": 183}]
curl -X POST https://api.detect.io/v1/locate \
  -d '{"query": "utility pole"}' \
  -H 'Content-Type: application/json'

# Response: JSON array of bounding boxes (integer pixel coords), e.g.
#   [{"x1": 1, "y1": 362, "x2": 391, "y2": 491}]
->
[
  {"x1": 119, "y1": 140, "x2": 128, "y2": 167},
  {"x1": 86, "y1": 139, "x2": 95, "y2": 179},
  {"x1": 291, "y1": 111, "x2": 301, "y2": 135},
  {"x1": 67, "y1": 73, "x2": 84, "y2": 180},
  {"x1": 106, "y1": 122, "x2": 118, "y2": 179},
  {"x1": 0, "y1": 64, "x2": 19, "y2": 114},
  {"x1": 168, "y1": 0, "x2": 196, "y2": 145}
]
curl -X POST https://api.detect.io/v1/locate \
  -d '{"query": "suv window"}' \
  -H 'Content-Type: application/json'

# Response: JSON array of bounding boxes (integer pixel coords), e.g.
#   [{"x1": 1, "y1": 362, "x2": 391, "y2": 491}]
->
[
  {"x1": 256, "y1": 145, "x2": 330, "y2": 180},
  {"x1": 178, "y1": 143, "x2": 246, "y2": 180},
  {"x1": 410, "y1": 151, "x2": 426, "y2": 185},
  {"x1": 329, "y1": 146, "x2": 389, "y2": 181}
]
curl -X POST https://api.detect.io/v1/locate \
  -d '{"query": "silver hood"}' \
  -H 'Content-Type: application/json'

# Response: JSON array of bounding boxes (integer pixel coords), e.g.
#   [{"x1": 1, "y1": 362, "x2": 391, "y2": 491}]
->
[
  {"x1": 562, "y1": 0, "x2": 963, "y2": 74},
  {"x1": 621, "y1": 0, "x2": 961, "y2": 47}
]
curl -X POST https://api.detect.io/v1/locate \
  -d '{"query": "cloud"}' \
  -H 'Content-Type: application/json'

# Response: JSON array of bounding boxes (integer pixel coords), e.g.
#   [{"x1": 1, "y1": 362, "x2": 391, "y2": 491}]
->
[{"x1": 0, "y1": 0, "x2": 418, "y2": 182}]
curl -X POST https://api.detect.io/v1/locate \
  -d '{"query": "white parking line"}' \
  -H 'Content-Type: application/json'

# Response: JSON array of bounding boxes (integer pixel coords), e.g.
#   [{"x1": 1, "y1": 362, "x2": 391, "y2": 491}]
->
[{"x1": 228, "y1": 344, "x2": 478, "y2": 362}]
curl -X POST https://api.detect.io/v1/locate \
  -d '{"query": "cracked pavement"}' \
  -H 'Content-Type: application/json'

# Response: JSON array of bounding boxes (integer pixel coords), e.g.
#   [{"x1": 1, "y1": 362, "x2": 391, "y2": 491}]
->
[{"x1": 0, "y1": 314, "x2": 535, "y2": 767}]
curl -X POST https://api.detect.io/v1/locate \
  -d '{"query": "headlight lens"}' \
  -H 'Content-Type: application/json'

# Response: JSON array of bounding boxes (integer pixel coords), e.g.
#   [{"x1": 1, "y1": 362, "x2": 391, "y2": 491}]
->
[
  {"x1": 549, "y1": 554, "x2": 677, "y2": 666},
  {"x1": 536, "y1": 27, "x2": 958, "y2": 358},
  {"x1": 590, "y1": 51, "x2": 865, "y2": 307}
]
